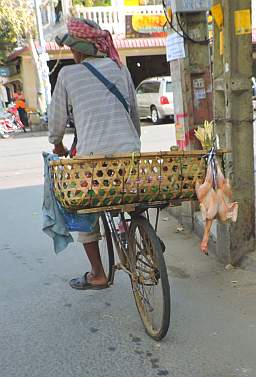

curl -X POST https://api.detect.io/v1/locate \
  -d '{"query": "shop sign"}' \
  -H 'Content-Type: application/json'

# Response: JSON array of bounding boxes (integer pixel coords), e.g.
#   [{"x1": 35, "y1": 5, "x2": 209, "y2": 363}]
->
[
  {"x1": 124, "y1": 0, "x2": 162, "y2": 5},
  {"x1": 125, "y1": 15, "x2": 167, "y2": 38}
]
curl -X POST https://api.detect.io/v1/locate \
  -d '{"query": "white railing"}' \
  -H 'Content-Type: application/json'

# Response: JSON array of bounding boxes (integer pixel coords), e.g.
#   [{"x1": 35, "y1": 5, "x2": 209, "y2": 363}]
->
[
  {"x1": 74, "y1": 6, "x2": 122, "y2": 34},
  {"x1": 70, "y1": 5, "x2": 164, "y2": 35},
  {"x1": 43, "y1": 4, "x2": 164, "y2": 39},
  {"x1": 121, "y1": 5, "x2": 164, "y2": 15}
]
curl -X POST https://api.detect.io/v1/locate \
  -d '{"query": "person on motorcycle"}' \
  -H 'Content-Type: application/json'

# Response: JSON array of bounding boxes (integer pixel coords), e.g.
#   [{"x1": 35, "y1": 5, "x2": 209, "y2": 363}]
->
[{"x1": 48, "y1": 17, "x2": 141, "y2": 290}]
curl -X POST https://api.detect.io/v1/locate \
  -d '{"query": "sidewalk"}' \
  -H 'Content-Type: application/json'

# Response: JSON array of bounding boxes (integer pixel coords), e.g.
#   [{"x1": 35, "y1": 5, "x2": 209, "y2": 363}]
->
[
  {"x1": 169, "y1": 198, "x2": 256, "y2": 267},
  {"x1": 157, "y1": 209, "x2": 256, "y2": 376},
  {"x1": 162, "y1": 208, "x2": 256, "y2": 274},
  {"x1": 12, "y1": 127, "x2": 74, "y2": 139}
]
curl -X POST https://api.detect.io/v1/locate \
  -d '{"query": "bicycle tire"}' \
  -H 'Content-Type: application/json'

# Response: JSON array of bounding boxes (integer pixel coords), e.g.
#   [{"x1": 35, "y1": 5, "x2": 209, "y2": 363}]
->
[
  {"x1": 99, "y1": 214, "x2": 115, "y2": 286},
  {"x1": 128, "y1": 215, "x2": 171, "y2": 340}
]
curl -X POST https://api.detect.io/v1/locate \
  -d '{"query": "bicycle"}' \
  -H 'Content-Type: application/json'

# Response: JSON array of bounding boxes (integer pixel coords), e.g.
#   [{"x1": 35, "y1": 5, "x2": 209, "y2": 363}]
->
[
  {"x1": 96, "y1": 202, "x2": 171, "y2": 341},
  {"x1": 49, "y1": 150, "x2": 210, "y2": 340}
]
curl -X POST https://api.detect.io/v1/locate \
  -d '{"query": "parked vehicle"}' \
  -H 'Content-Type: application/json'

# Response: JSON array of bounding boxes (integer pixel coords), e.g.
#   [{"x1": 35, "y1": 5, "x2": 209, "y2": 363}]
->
[
  {"x1": 0, "y1": 104, "x2": 25, "y2": 138},
  {"x1": 136, "y1": 76, "x2": 174, "y2": 125}
]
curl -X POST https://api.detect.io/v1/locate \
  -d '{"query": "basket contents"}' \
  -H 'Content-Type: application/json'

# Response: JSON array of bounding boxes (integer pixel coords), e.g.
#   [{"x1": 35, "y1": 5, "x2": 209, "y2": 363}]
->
[{"x1": 49, "y1": 151, "x2": 208, "y2": 212}]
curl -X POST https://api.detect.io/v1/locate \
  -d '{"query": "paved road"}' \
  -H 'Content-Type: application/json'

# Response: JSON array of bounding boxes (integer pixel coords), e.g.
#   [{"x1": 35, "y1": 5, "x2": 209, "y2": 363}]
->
[{"x1": 1, "y1": 124, "x2": 256, "y2": 377}]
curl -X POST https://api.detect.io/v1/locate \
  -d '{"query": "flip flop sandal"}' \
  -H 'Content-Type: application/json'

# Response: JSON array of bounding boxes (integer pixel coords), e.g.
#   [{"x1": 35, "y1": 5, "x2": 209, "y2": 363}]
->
[{"x1": 69, "y1": 272, "x2": 108, "y2": 291}]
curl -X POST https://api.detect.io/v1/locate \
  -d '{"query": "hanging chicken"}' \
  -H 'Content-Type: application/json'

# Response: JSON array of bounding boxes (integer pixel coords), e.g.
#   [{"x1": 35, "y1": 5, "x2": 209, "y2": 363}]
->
[{"x1": 195, "y1": 122, "x2": 238, "y2": 255}]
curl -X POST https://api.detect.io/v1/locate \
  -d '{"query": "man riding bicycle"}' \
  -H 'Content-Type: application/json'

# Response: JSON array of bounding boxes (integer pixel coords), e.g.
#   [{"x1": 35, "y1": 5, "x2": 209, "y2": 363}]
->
[{"x1": 48, "y1": 17, "x2": 141, "y2": 290}]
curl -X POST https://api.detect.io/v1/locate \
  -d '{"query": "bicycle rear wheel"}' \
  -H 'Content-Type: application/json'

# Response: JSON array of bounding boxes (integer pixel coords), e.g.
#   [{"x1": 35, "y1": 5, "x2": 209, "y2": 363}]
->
[
  {"x1": 99, "y1": 214, "x2": 115, "y2": 285},
  {"x1": 128, "y1": 215, "x2": 170, "y2": 340}
]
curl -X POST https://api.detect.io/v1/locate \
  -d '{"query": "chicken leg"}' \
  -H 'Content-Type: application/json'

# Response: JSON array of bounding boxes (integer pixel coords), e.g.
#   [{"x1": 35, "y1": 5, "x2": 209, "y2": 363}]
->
[{"x1": 196, "y1": 163, "x2": 218, "y2": 254}]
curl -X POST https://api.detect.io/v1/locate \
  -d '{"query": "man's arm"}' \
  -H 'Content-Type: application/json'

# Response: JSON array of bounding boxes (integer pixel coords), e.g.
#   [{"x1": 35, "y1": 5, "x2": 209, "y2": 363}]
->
[{"x1": 48, "y1": 68, "x2": 69, "y2": 155}]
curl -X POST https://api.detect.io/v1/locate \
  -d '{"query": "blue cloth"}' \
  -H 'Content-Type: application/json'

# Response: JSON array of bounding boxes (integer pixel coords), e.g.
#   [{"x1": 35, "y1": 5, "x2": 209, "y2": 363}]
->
[
  {"x1": 42, "y1": 152, "x2": 74, "y2": 253},
  {"x1": 42, "y1": 152, "x2": 99, "y2": 253},
  {"x1": 58, "y1": 204, "x2": 99, "y2": 233}
]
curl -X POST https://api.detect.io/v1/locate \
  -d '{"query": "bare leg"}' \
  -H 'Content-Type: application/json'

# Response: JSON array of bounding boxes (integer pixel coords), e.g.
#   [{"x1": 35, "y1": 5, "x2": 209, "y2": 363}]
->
[{"x1": 83, "y1": 241, "x2": 107, "y2": 286}]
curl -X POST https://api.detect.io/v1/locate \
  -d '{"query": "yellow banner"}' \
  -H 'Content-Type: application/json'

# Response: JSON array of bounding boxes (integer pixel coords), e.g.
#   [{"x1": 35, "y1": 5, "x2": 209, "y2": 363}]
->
[
  {"x1": 234, "y1": 9, "x2": 252, "y2": 35},
  {"x1": 220, "y1": 30, "x2": 224, "y2": 55},
  {"x1": 124, "y1": 0, "x2": 139, "y2": 4},
  {"x1": 211, "y1": 3, "x2": 224, "y2": 29}
]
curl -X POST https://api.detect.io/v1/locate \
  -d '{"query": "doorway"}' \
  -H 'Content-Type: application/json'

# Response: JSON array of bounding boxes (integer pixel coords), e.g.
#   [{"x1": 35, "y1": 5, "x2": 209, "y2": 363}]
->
[
  {"x1": 48, "y1": 59, "x2": 75, "y2": 93},
  {"x1": 126, "y1": 55, "x2": 170, "y2": 88}
]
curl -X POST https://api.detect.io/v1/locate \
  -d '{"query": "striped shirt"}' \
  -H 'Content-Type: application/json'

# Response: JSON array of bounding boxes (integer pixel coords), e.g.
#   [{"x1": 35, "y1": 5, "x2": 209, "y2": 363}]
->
[{"x1": 48, "y1": 57, "x2": 141, "y2": 155}]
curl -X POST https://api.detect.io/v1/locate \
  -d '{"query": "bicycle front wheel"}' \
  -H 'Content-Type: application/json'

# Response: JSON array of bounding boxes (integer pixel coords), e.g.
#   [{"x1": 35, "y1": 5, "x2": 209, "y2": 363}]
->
[{"x1": 128, "y1": 215, "x2": 171, "y2": 340}]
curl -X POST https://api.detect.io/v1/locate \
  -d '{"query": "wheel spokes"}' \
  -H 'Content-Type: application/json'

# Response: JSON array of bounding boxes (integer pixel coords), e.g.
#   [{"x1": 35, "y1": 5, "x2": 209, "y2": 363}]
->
[
  {"x1": 128, "y1": 216, "x2": 170, "y2": 340},
  {"x1": 131, "y1": 226, "x2": 165, "y2": 333}
]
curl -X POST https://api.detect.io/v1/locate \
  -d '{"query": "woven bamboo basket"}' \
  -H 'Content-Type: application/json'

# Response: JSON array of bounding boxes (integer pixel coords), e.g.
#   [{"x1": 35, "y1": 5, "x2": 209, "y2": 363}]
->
[{"x1": 49, "y1": 150, "x2": 225, "y2": 213}]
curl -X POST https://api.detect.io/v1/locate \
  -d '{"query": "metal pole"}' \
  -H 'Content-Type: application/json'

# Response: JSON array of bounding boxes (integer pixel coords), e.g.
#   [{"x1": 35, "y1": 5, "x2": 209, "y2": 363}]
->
[{"x1": 34, "y1": 0, "x2": 46, "y2": 51}]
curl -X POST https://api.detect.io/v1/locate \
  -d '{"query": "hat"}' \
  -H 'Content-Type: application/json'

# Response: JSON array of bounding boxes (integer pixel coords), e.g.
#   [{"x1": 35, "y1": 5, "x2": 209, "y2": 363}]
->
[{"x1": 55, "y1": 19, "x2": 101, "y2": 56}]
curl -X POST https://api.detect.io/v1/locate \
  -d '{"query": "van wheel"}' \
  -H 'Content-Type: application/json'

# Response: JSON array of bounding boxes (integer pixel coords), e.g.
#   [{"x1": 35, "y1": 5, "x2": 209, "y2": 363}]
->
[{"x1": 151, "y1": 106, "x2": 160, "y2": 125}]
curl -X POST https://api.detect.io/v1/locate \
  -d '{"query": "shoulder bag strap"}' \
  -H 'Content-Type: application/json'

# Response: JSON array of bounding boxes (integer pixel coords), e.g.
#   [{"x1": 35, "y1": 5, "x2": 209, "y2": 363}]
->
[{"x1": 81, "y1": 61, "x2": 129, "y2": 113}]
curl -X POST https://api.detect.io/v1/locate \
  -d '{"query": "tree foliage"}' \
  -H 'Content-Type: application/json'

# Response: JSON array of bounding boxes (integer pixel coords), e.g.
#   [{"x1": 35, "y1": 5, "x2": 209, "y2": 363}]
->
[{"x1": 0, "y1": 0, "x2": 35, "y2": 45}]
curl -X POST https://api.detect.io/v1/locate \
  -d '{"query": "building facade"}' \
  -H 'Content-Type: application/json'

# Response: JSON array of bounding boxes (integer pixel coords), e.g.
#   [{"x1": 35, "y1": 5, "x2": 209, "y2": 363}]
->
[
  {"x1": 2, "y1": 0, "x2": 256, "y2": 112},
  {"x1": 4, "y1": 0, "x2": 170, "y2": 110}
]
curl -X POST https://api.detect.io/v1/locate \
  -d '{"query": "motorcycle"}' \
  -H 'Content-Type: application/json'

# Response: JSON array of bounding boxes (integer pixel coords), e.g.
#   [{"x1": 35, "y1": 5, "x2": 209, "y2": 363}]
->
[{"x1": 0, "y1": 104, "x2": 25, "y2": 138}]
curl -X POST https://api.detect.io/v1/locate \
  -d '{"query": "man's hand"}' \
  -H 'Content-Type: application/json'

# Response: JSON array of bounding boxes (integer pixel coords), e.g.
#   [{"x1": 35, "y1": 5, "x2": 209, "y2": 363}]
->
[{"x1": 53, "y1": 142, "x2": 68, "y2": 157}]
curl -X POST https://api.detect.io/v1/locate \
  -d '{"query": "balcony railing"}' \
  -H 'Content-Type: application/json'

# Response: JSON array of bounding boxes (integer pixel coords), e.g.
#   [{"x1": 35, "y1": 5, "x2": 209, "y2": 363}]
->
[
  {"x1": 43, "y1": 4, "x2": 164, "y2": 39},
  {"x1": 74, "y1": 5, "x2": 164, "y2": 34}
]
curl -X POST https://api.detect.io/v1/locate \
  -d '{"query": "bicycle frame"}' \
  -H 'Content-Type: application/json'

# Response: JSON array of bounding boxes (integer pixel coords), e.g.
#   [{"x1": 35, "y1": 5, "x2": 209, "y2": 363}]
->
[{"x1": 106, "y1": 202, "x2": 168, "y2": 276}]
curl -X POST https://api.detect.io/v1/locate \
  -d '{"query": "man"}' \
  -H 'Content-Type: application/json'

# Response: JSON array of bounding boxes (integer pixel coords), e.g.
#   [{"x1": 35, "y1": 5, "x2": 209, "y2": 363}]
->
[{"x1": 48, "y1": 18, "x2": 141, "y2": 290}]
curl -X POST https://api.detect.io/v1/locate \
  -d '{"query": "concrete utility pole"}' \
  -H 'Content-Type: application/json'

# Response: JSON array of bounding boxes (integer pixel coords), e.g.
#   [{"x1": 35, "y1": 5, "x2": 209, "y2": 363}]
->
[
  {"x1": 34, "y1": 0, "x2": 51, "y2": 113},
  {"x1": 168, "y1": 1, "x2": 213, "y2": 150},
  {"x1": 212, "y1": 0, "x2": 255, "y2": 264},
  {"x1": 166, "y1": 1, "x2": 213, "y2": 233}
]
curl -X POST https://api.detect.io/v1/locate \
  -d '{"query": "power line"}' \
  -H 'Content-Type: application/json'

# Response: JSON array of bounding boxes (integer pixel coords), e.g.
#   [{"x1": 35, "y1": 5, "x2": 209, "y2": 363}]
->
[{"x1": 162, "y1": 0, "x2": 211, "y2": 45}]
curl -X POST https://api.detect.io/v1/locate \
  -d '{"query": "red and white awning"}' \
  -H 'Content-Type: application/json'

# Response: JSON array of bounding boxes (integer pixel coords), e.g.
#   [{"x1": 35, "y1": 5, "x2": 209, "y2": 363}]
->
[{"x1": 44, "y1": 36, "x2": 167, "y2": 52}]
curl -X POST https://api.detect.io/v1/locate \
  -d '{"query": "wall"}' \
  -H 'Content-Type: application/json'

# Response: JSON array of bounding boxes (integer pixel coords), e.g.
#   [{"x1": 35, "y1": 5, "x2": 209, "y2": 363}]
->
[{"x1": 21, "y1": 56, "x2": 38, "y2": 110}]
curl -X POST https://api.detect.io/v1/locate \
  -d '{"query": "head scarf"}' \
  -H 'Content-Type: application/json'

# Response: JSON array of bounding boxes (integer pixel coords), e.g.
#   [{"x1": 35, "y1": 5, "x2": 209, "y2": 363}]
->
[
  {"x1": 55, "y1": 33, "x2": 98, "y2": 57},
  {"x1": 66, "y1": 18, "x2": 122, "y2": 67}
]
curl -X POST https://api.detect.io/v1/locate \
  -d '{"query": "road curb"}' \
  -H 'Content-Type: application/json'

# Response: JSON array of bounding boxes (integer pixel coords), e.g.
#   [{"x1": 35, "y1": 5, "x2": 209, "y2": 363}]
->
[{"x1": 9, "y1": 128, "x2": 75, "y2": 139}]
